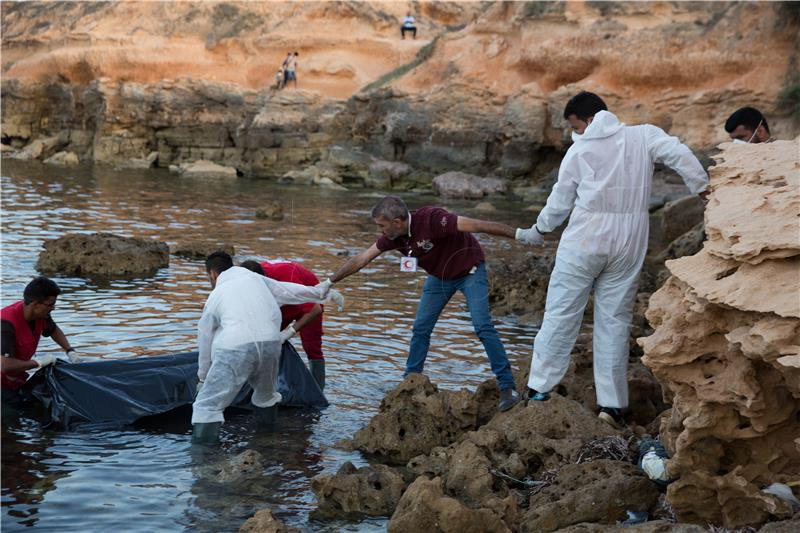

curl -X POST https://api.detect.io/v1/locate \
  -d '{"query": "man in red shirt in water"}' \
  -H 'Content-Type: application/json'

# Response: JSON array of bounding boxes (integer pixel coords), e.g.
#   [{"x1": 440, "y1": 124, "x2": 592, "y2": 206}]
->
[
  {"x1": 319, "y1": 196, "x2": 536, "y2": 412},
  {"x1": 241, "y1": 259, "x2": 326, "y2": 390},
  {"x1": 1, "y1": 276, "x2": 79, "y2": 408}
]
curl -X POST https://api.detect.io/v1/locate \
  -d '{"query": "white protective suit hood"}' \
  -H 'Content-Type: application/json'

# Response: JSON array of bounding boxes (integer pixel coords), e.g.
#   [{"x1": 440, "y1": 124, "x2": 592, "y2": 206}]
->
[{"x1": 571, "y1": 110, "x2": 624, "y2": 143}]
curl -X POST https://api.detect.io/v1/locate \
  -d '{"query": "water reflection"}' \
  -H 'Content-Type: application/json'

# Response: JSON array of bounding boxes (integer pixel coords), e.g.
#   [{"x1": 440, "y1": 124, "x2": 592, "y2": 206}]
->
[{"x1": 1, "y1": 159, "x2": 537, "y2": 531}]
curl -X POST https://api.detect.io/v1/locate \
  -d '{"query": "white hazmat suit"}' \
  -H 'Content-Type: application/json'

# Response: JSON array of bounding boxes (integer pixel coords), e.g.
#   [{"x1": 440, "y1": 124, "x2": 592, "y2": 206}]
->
[
  {"x1": 528, "y1": 110, "x2": 708, "y2": 408},
  {"x1": 192, "y1": 266, "x2": 332, "y2": 424}
]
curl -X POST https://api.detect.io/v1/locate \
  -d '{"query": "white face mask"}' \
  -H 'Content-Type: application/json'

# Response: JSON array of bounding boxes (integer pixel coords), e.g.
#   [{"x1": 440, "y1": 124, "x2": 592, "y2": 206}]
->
[{"x1": 731, "y1": 120, "x2": 762, "y2": 144}]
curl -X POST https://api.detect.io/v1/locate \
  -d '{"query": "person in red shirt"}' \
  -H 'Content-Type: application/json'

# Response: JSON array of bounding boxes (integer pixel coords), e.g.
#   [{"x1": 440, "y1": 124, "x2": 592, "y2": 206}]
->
[
  {"x1": 240, "y1": 259, "x2": 326, "y2": 390},
  {"x1": 1, "y1": 277, "x2": 78, "y2": 406},
  {"x1": 321, "y1": 195, "x2": 536, "y2": 412}
]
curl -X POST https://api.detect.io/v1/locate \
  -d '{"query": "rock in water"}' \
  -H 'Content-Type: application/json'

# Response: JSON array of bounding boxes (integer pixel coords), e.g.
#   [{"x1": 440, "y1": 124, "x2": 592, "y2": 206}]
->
[
  {"x1": 311, "y1": 461, "x2": 406, "y2": 519},
  {"x1": 239, "y1": 508, "x2": 300, "y2": 533},
  {"x1": 36, "y1": 233, "x2": 169, "y2": 277},
  {"x1": 172, "y1": 243, "x2": 235, "y2": 260},
  {"x1": 433, "y1": 172, "x2": 507, "y2": 199},
  {"x1": 255, "y1": 202, "x2": 284, "y2": 221}
]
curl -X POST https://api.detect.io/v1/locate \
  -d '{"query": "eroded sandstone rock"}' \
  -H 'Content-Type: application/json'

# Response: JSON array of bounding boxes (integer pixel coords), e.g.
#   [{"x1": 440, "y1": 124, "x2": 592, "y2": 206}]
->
[
  {"x1": 388, "y1": 476, "x2": 511, "y2": 533},
  {"x1": 352, "y1": 374, "x2": 498, "y2": 465},
  {"x1": 311, "y1": 461, "x2": 406, "y2": 519},
  {"x1": 640, "y1": 140, "x2": 800, "y2": 529},
  {"x1": 36, "y1": 232, "x2": 169, "y2": 277}
]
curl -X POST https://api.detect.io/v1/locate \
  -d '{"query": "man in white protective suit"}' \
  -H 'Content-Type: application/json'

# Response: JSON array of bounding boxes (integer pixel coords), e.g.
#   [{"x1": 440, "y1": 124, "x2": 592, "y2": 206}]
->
[
  {"x1": 516, "y1": 91, "x2": 709, "y2": 428},
  {"x1": 192, "y1": 251, "x2": 341, "y2": 444}
]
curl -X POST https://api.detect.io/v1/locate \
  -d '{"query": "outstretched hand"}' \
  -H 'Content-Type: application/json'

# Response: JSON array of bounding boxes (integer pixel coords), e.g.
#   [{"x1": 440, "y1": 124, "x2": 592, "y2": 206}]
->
[{"x1": 515, "y1": 226, "x2": 544, "y2": 246}]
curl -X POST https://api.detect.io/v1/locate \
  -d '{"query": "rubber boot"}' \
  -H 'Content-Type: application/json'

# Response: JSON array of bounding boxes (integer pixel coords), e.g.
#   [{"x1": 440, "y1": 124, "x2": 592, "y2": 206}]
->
[
  {"x1": 254, "y1": 405, "x2": 278, "y2": 427},
  {"x1": 309, "y1": 359, "x2": 326, "y2": 391},
  {"x1": 192, "y1": 422, "x2": 221, "y2": 444}
]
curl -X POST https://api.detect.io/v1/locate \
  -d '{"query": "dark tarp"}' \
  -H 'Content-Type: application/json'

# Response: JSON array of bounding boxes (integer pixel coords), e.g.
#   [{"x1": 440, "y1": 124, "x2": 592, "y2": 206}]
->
[{"x1": 34, "y1": 343, "x2": 327, "y2": 429}]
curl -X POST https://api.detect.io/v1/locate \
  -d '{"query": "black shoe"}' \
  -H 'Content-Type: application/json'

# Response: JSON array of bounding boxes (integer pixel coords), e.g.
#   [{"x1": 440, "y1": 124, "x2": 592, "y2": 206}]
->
[
  {"x1": 598, "y1": 407, "x2": 625, "y2": 429},
  {"x1": 498, "y1": 388, "x2": 521, "y2": 412},
  {"x1": 526, "y1": 388, "x2": 550, "y2": 401}
]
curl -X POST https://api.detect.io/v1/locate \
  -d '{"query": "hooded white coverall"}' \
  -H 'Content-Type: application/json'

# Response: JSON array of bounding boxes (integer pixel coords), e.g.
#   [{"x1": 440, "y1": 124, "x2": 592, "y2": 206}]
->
[
  {"x1": 192, "y1": 266, "x2": 330, "y2": 424},
  {"x1": 528, "y1": 110, "x2": 708, "y2": 408}
]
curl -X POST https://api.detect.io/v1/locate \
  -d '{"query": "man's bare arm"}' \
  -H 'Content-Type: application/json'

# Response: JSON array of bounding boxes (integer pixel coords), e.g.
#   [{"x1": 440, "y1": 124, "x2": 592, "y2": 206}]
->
[
  {"x1": 291, "y1": 304, "x2": 323, "y2": 332},
  {"x1": 330, "y1": 244, "x2": 383, "y2": 283},
  {"x1": 456, "y1": 216, "x2": 516, "y2": 239}
]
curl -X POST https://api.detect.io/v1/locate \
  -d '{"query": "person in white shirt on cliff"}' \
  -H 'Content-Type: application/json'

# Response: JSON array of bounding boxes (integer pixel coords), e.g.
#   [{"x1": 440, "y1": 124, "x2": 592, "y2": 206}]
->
[{"x1": 516, "y1": 91, "x2": 709, "y2": 428}]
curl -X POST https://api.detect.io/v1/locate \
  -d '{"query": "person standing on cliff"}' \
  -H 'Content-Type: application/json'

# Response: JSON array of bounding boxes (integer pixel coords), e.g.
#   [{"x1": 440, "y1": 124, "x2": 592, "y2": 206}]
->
[
  {"x1": 725, "y1": 107, "x2": 774, "y2": 144},
  {"x1": 401, "y1": 12, "x2": 417, "y2": 39},
  {"x1": 284, "y1": 51, "x2": 299, "y2": 89},
  {"x1": 240, "y1": 259, "x2": 327, "y2": 390},
  {"x1": 516, "y1": 91, "x2": 709, "y2": 428},
  {"x1": 317, "y1": 196, "x2": 542, "y2": 413}
]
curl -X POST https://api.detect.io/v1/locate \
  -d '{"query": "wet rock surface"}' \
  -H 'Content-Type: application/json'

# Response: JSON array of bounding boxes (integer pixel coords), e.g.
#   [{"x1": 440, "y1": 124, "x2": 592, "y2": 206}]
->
[
  {"x1": 640, "y1": 140, "x2": 800, "y2": 529},
  {"x1": 239, "y1": 508, "x2": 301, "y2": 533},
  {"x1": 255, "y1": 202, "x2": 284, "y2": 221},
  {"x1": 310, "y1": 461, "x2": 406, "y2": 519},
  {"x1": 215, "y1": 449, "x2": 265, "y2": 484},
  {"x1": 36, "y1": 232, "x2": 169, "y2": 277}
]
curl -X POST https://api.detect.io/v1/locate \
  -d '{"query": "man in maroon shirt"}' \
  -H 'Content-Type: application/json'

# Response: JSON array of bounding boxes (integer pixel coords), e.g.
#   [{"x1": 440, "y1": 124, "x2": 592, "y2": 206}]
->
[
  {"x1": 322, "y1": 195, "x2": 533, "y2": 412},
  {"x1": 240, "y1": 259, "x2": 326, "y2": 390}
]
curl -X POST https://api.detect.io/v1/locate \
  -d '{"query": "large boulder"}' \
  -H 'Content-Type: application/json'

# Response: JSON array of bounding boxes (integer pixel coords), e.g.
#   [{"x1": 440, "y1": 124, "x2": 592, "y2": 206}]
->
[
  {"x1": 311, "y1": 461, "x2": 406, "y2": 519},
  {"x1": 520, "y1": 460, "x2": 659, "y2": 532},
  {"x1": 388, "y1": 476, "x2": 511, "y2": 533},
  {"x1": 36, "y1": 233, "x2": 169, "y2": 277},
  {"x1": 640, "y1": 141, "x2": 800, "y2": 529},
  {"x1": 433, "y1": 171, "x2": 507, "y2": 199}
]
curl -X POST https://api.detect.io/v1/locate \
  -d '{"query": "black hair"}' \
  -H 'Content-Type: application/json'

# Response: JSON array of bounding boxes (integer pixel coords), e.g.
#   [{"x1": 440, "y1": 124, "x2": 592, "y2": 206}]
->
[
  {"x1": 371, "y1": 196, "x2": 409, "y2": 221},
  {"x1": 205, "y1": 251, "x2": 234, "y2": 274},
  {"x1": 240, "y1": 260, "x2": 265, "y2": 276},
  {"x1": 23, "y1": 276, "x2": 61, "y2": 304},
  {"x1": 724, "y1": 107, "x2": 769, "y2": 134},
  {"x1": 563, "y1": 91, "x2": 608, "y2": 121}
]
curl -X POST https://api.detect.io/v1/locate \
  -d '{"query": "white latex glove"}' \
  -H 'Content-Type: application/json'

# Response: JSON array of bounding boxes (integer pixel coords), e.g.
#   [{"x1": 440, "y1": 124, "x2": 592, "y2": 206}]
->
[
  {"x1": 279, "y1": 326, "x2": 297, "y2": 343},
  {"x1": 65, "y1": 349, "x2": 82, "y2": 363},
  {"x1": 315, "y1": 278, "x2": 333, "y2": 299},
  {"x1": 328, "y1": 288, "x2": 345, "y2": 312},
  {"x1": 34, "y1": 353, "x2": 57, "y2": 368},
  {"x1": 515, "y1": 226, "x2": 544, "y2": 246},
  {"x1": 195, "y1": 378, "x2": 205, "y2": 398}
]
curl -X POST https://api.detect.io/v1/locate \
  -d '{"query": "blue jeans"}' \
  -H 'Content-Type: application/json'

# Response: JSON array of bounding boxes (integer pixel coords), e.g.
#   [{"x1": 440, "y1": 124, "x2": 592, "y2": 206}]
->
[{"x1": 406, "y1": 262, "x2": 515, "y2": 391}]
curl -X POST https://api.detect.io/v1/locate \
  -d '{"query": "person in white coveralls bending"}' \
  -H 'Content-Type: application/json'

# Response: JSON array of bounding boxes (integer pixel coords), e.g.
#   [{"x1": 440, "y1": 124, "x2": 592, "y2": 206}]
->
[{"x1": 192, "y1": 251, "x2": 341, "y2": 444}]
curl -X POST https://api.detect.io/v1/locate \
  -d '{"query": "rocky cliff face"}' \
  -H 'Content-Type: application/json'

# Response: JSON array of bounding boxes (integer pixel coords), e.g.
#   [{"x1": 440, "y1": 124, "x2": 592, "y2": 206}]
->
[
  {"x1": 640, "y1": 139, "x2": 800, "y2": 528},
  {"x1": 2, "y1": 2, "x2": 798, "y2": 181}
]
